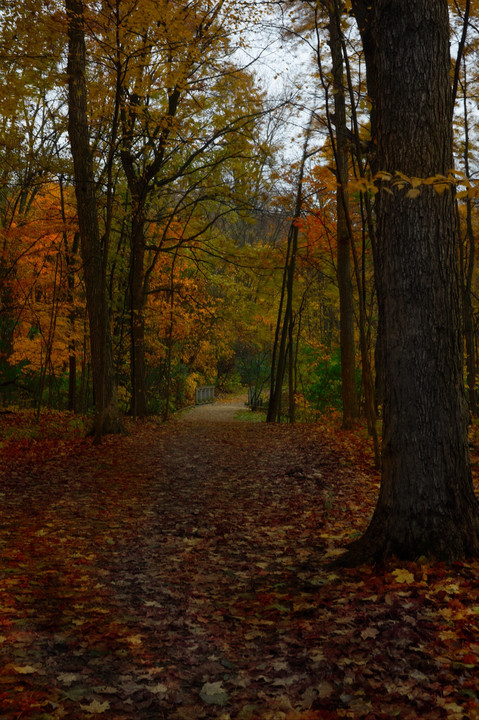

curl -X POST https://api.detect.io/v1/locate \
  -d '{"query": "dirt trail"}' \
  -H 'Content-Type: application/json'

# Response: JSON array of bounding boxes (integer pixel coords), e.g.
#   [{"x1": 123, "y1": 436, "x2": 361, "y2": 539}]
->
[
  {"x1": 175, "y1": 394, "x2": 248, "y2": 422},
  {"x1": 1, "y1": 398, "x2": 338, "y2": 720},
  {"x1": 1, "y1": 400, "x2": 454, "y2": 720}
]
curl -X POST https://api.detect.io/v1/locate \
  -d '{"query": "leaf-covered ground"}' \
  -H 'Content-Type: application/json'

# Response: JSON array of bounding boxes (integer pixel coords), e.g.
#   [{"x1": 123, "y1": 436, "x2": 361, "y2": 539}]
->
[{"x1": 2, "y1": 403, "x2": 479, "y2": 719}]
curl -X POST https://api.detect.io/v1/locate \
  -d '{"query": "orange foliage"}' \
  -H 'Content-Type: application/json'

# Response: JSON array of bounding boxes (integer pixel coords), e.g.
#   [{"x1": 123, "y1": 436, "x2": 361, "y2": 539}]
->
[{"x1": 3, "y1": 184, "x2": 84, "y2": 374}]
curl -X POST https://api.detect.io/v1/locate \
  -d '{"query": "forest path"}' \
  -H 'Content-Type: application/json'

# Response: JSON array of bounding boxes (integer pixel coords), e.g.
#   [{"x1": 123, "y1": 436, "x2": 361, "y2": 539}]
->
[
  {"x1": 2, "y1": 404, "x2": 348, "y2": 719},
  {"x1": 175, "y1": 392, "x2": 248, "y2": 423},
  {"x1": 1, "y1": 405, "x2": 467, "y2": 719}
]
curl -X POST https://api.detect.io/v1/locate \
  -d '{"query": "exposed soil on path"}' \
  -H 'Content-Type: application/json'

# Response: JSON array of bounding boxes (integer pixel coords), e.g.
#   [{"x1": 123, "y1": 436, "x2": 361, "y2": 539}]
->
[
  {"x1": 2, "y1": 403, "x2": 479, "y2": 719},
  {"x1": 176, "y1": 394, "x2": 248, "y2": 423}
]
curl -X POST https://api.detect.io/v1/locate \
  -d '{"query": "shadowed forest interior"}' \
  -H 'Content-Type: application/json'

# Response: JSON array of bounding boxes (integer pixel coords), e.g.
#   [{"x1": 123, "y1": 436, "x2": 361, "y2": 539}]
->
[{"x1": 4, "y1": 1, "x2": 479, "y2": 718}]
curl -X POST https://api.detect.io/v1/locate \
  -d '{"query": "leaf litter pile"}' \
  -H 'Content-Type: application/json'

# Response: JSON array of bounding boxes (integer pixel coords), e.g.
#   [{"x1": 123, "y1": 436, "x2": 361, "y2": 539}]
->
[{"x1": 2, "y1": 407, "x2": 479, "y2": 719}]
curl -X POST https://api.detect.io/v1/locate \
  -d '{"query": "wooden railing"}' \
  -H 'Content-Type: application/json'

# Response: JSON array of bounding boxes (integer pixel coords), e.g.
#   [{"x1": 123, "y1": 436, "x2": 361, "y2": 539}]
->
[{"x1": 195, "y1": 385, "x2": 215, "y2": 404}]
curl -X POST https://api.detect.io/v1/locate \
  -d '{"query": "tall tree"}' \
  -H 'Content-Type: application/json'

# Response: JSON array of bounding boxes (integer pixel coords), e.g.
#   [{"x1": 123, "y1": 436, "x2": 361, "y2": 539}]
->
[
  {"x1": 267, "y1": 119, "x2": 312, "y2": 423},
  {"x1": 286, "y1": 0, "x2": 359, "y2": 427},
  {"x1": 101, "y1": 0, "x2": 267, "y2": 416},
  {"x1": 324, "y1": 0, "x2": 359, "y2": 428},
  {"x1": 452, "y1": 0, "x2": 478, "y2": 416},
  {"x1": 65, "y1": 0, "x2": 122, "y2": 440},
  {"x1": 343, "y1": 0, "x2": 479, "y2": 563}
]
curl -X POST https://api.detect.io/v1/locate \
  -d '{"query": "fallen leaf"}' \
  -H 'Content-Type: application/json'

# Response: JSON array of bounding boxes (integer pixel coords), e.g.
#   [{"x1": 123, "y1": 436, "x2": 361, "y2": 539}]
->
[
  {"x1": 391, "y1": 568, "x2": 415, "y2": 584},
  {"x1": 441, "y1": 701, "x2": 464, "y2": 717},
  {"x1": 125, "y1": 634, "x2": 143, "y2": 645},
  {"x1": 12, "y1": 665, "x2": 38, "y2": 674},
  {"x1": 301, "y1": 685, "x2": 317, "y2": 709},
  {"x1": 317, "y1": 681, "x2": 334, "y2": 699},
  {"x1": 95, "y1": 685, "x2": 118, "y2": 694},
  {"x1": 200, "y1": 681, "x2": 229, "y2": 706},
  {"x1": 57, "y1": 672, "x2": 83, "y2": 685},
  {"x1": 148, "y1": 682, "x2": 168, "y2": 694},
  {"x1": 361, "y1": 627, "x2": 379, "y2": 639},
  {"x1": 80, "y1": 699, "x2": 110, "y2": 714}
]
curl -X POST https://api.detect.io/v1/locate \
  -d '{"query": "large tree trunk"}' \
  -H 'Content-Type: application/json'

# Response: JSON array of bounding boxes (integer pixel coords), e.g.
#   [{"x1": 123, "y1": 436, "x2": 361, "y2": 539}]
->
[
  {"x1": 65, "y1": 0, "x2": 122, "y2": 440},
  {"x1": 343, "y1": 0, "x2": 479, "y2": 564}
]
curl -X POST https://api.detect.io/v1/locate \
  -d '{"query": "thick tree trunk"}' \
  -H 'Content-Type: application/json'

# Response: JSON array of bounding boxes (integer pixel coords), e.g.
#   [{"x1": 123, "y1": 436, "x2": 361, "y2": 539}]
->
[
  {"x1": 343, "y1": 0, "x2": 479, "y2": 564},
  {"x1": 65, "y1": 0, "x2": 123, "y2": 440}
]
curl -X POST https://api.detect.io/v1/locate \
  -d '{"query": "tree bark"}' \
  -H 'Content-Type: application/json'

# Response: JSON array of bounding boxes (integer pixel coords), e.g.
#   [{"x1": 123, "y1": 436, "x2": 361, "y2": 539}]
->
[
  {"x1": 459, "y1": 59, "x2": 478, "y2": 416},
  {"x1": 128, "y1": 196, "x2": 148, "y2": 418},
  {"x1": 462, "y1": 206, "x2": 477, "y2": 416},
  {"x1": 343, "y1": 0, "x2": 479, "y2": 564},
  {"x1": 327, "y1": 0, "x2": 359, "y2": 429},
  {"x1": 60, "y1": 180, "x2": 79, "y2": 414},
  {"x1": 267, "y1": 121, "x2": 311, "y2": 423},
  {"x1": 65, "y1": 0, "x2": 123, "y2": 440}
]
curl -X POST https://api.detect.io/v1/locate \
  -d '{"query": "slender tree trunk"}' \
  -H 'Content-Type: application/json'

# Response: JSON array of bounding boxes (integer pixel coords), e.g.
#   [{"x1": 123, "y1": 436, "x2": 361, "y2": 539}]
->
[
  {"x1": 36, "y1": 252, "x2": 61, "y2": 420},
  {"x1": 60, "y1": 179, "x2": 80, "y2": 413},
  {"x1": 462, "y1": 201, "x2": 477, "y2": 416},
  {"x1": 288, "y1": 315, "x2": 295, "y2": 423},
  {"x1": 267, "y1": 122, "x2": 311, "y2": 423},
  {"x1": 459, "y1": 61, "x2": 478, "y2": 416},
  {"x1": 327, "y1": 0, "x2": 359, "y2": 428},
  {"x1": 65, "y1": 0, "x2": 123, "y2": 440},
  {"x1": 267, "y1": 191, "x2": 300, "y2": 422},
  {"x1": 343, "y1": 0, "x2": 479, "y2": 564},
  {"x1": 163, "y1": 246, "x2": 180, "y2": 421},
  {"x1": 68, "y1": 355, "x2": 77, "y2": 412},
  {"x1": 128, "y1": 197, "x2": 148, "y2": 418},
  {"x1": 267, "y1": 223, "x2": 291, "y2": 422},
  {"x1": 351, "y1": 0, "x2": 382, "y2": 407},
  {"x1": 349, "y1": 220, "x2": 380, "y2": 467},
  {"x1": 341, "y1": 18, "x2": 381, "y2": 445}
]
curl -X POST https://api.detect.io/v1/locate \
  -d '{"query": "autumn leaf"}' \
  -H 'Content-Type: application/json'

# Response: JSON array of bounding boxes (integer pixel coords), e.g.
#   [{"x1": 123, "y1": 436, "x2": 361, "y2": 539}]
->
[
  {"x1": 12, "y1": 665, "x2": 38, "y2": 674},
  {"x1": 57, "y1": 672, "x2": 82, "y2": 685},
  {"x1": 391, "y1": 568, "x2": 415, "y2": 584},
  {"x1": 148, "y1": 682, "x2": 168, "y2": 695},
  {"x1": 406, "y1": 188, "x2": 421, "y2": 199},
  {"x1": 200, "y1": 681, "x2": 229, "y2": 706},
  {"x1": 125, "y1": 634, "x2": 143, "y2": 646},
  {"x1": 433, "y1": 181, "x2": 450, "y2": 195},
  {"x1": 4, "y1": 403, "x2": 479, "y2": 720},
  {"x1": 361, "y1": 627, "x2": 379, "y2": 639},
  {"x1": 80, "y1": 699, "x2": 110, "y2": 714},
  {"x1": 316, "y1": 680, "x2": 334, "y2": 699}
]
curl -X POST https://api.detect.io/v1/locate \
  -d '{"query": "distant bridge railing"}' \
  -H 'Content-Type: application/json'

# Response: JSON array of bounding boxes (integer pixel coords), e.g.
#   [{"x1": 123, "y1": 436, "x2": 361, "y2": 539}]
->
[{"x1": 195, "y1": 385, "x2": 215, "y2": 405}]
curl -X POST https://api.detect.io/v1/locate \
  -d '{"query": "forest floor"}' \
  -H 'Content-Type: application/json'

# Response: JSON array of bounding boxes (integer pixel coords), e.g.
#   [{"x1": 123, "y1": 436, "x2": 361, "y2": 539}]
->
[{"x1": 2, "y1": 399, "x2": 479, "y2": 720}]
